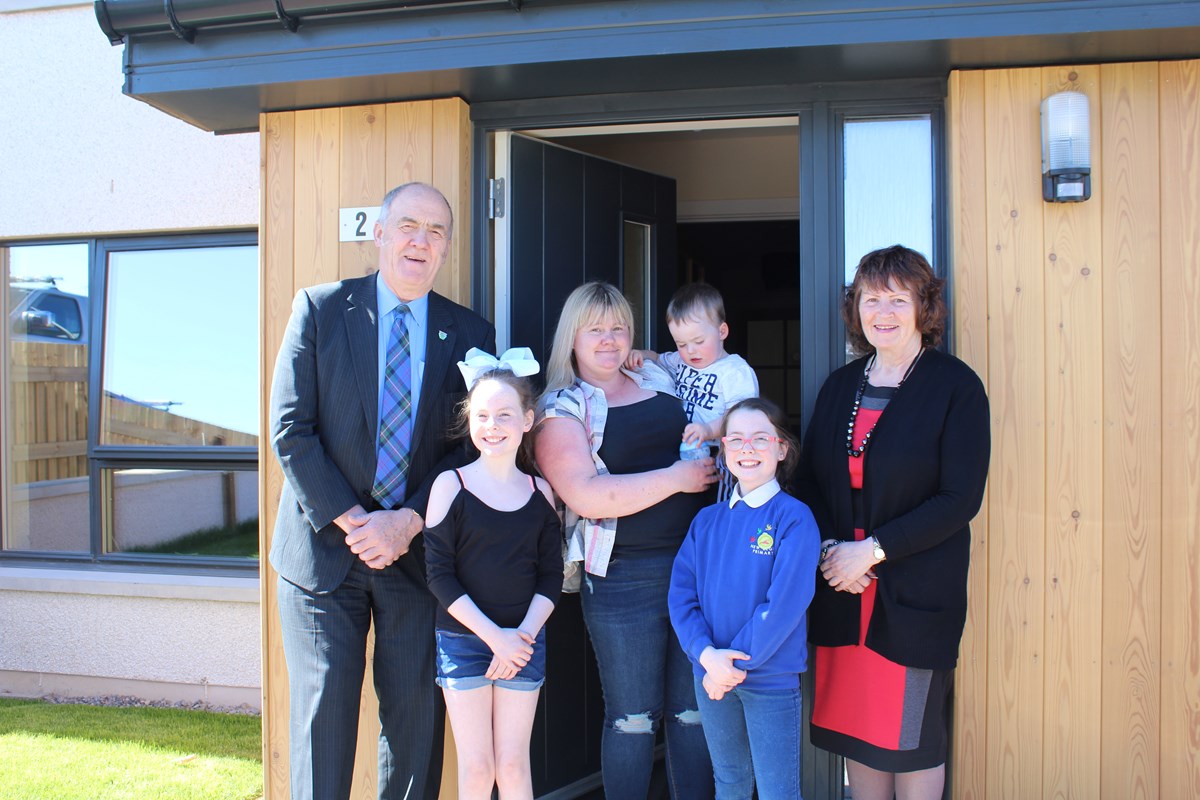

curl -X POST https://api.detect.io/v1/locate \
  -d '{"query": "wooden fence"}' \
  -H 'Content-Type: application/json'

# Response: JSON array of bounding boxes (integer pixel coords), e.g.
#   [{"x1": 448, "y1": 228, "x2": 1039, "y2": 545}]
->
[
  {"x1": 8, "y1": 340, "x2": 256, "y2": 485},
  {"x1": 8, "y1": 341, "x2": 88, "y2": 483}
]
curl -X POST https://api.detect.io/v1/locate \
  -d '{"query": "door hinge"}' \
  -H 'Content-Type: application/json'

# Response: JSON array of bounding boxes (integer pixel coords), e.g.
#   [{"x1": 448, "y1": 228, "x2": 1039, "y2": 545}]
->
[{"x1": 488, "y1": 178, "x2": 505, "y2": 219}]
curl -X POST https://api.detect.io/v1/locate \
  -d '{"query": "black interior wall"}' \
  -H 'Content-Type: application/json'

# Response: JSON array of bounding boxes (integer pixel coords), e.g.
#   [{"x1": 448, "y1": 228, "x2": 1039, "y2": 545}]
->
[{"x1": 676, "y1": 220, "x2": 803, "y2": 431}]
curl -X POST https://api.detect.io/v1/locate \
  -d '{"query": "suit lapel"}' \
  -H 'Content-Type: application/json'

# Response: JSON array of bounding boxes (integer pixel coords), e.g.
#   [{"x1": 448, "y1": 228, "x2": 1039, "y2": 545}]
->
[
  {"x1": 412, "y1": 292, "x2": 456, "y2": 457},
  {"x1": 344, "y1": 276, "x2": 379, "y2": 439}
]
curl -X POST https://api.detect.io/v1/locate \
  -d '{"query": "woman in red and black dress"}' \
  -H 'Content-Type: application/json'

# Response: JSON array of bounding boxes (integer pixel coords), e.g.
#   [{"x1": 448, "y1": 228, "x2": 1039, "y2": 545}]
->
[{"x1": 799, "y1": 246, "x2": 990, "y2": 800}]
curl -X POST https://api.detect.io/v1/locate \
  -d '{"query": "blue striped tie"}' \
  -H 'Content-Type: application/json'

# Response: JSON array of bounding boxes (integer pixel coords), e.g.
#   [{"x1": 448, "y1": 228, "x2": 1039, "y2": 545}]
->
[{"x1": 372, "y1": 304, "x2": 413, "y2": 508}]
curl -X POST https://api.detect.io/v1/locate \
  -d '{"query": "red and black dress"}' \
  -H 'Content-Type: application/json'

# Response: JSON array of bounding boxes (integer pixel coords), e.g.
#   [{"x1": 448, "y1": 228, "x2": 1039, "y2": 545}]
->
[
  {"x1": 800, "y1": 349, "x2": 989, "y2": 772},
  {"x1": 809, "y1": 382, "x2": 954, "y2": 772}
]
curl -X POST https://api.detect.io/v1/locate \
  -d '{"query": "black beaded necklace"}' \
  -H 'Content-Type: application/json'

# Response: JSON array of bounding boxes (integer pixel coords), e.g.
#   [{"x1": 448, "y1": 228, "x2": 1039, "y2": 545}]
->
[{"x1": 846, "y1": 347, "x2": 925, "y2": 458}]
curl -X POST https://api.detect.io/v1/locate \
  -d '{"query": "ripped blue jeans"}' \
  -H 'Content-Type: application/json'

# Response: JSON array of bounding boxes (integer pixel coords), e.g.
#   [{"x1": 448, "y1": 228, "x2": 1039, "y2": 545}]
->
[{"x1": 582, "y1": 551, "x2": 714, "y2": 800}]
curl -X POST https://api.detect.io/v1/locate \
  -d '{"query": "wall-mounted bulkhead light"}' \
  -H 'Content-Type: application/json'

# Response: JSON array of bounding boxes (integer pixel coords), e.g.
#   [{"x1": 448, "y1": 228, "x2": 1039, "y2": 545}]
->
[{"x1": 1041, "y1": 90, "x2": 1092, "y2": 203}]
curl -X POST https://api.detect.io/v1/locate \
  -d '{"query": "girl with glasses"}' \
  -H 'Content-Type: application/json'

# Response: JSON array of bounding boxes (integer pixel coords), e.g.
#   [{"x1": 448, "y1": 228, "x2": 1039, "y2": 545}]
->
[{"x1": 668, "y1": 397, "x2": 821, "y2": 799}]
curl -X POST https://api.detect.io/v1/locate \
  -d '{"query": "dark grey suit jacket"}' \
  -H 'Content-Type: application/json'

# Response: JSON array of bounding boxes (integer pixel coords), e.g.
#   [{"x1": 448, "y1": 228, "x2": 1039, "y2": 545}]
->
[{"x1": 268, "y1": 274, "x2": 496, "y2": 594}]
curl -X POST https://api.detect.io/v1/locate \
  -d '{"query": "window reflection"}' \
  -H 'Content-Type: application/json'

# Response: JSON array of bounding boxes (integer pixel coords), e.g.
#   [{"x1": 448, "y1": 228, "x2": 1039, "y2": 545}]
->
[
  {"x1": 5, "y1": 243, "x2": 91, "y2": 553},
  {"x1": 623, "y1": 221, "x2": 651, "y2": 349},
  {"x1": 105, "y1": 467, "x2": 259, "y2": 559},
  {"x1": 4, "y1": 238, "x2": 259, "y2": 562},
  {"x1": 101, "y1": 246, "x2": 259, "y2": 447},
  {"x1": 843, "y1": 117, "x2": 934, "y2": 285}
]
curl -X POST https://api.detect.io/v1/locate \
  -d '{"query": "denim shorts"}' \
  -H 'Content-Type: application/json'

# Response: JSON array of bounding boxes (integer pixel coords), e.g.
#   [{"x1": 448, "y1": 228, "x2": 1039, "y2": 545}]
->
[{"x1": 435, "y1": 628, "x2": 546, "y2": 692}]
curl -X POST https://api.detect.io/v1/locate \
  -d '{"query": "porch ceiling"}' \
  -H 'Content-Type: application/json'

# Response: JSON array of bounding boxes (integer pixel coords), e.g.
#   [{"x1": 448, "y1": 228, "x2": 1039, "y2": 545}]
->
[{"x1": 99, "y1": 0, "x2": 1200, "y2": 133}]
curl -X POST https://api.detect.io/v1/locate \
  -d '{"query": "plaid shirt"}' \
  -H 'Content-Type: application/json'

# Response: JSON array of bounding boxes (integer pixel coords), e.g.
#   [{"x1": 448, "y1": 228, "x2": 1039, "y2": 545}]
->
[{"x1": 536, "y1": 365, "x2": 674, "y2": 577}]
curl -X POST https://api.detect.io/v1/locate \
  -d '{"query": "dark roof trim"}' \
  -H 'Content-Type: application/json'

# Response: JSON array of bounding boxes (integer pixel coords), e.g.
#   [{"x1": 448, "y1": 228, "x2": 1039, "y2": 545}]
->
[
  {"x1": 107, "y1": 0, "x2": 1200, "y2": 132},
  {"x1": 95, "y1": 0, "x2": 521, "y2": 45}
]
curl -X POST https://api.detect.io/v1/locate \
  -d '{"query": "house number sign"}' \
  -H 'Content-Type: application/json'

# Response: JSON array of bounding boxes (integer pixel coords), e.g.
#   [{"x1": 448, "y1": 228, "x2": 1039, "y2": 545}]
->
[{"x1": 339, "y1": 207, "x2": 378, "y2": 242}]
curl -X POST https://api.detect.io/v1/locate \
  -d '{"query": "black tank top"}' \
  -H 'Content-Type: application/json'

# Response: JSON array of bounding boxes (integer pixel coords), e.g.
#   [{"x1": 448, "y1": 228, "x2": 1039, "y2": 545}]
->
[
  {"x1": 600, "y1": 392, "x2": 710, "y2": 555},
  {"x1": 424, "y1": 470, "x2": 564, "y2": 633}
]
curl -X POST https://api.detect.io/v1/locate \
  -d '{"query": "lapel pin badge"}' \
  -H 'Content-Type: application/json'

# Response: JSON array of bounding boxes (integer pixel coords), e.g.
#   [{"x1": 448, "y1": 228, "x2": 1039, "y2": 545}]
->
[{"x1": 438, "y1": 330, "x2": 447, "y2": 341}]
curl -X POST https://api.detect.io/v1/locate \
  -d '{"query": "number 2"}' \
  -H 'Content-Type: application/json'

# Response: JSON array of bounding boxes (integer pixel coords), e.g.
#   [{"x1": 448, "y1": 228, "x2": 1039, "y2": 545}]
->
[{"x1": 354, "y1": 211, "x2": 367, "y2": 237}]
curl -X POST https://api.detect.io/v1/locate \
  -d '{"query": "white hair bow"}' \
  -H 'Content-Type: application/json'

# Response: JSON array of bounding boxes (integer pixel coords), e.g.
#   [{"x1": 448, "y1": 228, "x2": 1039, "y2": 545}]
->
[{"x1": 457, "y1": 347, "x2": 541, "y2": 389}]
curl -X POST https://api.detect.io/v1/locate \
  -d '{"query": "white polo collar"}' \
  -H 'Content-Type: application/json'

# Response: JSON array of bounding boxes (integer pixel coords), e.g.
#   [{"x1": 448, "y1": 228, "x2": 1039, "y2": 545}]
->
[{"x1": 729, "y1": 478, "x2": 781, "y2": 509}]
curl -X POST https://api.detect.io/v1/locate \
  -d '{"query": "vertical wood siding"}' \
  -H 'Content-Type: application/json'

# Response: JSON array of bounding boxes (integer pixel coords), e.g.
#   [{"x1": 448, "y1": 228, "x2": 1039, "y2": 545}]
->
[
  {"x1": 948, "y1": 66, "x2": 989, "y2": 800},
  {"x1": 1041, "y1": 64, "x2": 1103, "y2": 800},
  {"x1": 259, "y1": 98, "x2": 472, "y2": 800},
  {"x1": 949, "y1": 60, "x2": 1200, "y2": 799},
  {"x1": 1158, "y1": 60, "x2": 1200, "y2": 800}
]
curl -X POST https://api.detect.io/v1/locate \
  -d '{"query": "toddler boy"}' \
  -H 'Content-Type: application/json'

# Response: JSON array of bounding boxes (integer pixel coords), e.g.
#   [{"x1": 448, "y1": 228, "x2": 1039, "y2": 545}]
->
[{"x1": 626, "y1": 284, "x2": 759, "y2": 487}]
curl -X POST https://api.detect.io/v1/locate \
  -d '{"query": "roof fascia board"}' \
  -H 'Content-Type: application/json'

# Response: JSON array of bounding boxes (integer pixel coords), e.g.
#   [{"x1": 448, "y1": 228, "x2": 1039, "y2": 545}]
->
[
  {"x1": 123, "y1": 0, "x2": 1200, "y2": 92},
  {"x1": 469, "y1": 79, "x2": 950, "y2": 129}
]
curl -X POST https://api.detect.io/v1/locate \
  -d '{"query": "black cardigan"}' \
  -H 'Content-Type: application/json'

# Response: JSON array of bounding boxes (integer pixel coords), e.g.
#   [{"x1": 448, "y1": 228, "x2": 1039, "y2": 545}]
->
[{"x1": 797, "y1": 348, "x2": 990, "y2": 670}]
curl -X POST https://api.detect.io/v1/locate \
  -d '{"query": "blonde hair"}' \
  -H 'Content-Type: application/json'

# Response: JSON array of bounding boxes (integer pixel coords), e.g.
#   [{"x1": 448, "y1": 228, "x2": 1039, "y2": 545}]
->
[{"x1": 543, "y1": 282, "x2": 636, "y2": 392}]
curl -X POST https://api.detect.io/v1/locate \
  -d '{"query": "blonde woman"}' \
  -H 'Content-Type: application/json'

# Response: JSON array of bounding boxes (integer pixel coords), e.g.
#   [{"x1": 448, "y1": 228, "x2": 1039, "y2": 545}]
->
[{"x1": 534, "y1": 282, "x2": 716, "y2": 800}]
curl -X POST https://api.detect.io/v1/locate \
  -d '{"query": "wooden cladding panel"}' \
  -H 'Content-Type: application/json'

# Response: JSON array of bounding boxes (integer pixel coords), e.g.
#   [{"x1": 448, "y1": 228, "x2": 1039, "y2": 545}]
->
[
  {"x1": 339, "y1": 105, "x2": 388, "y2": 281},
  {"x1": 1099, "y1": 61, "x2": 1161, "y2": 800},
  {"x1": 294, "y1": 108, "x2": 342, "y2": 292},
  {"x1": 982, "y1": 66, "x2": 1046, "y2": 800},
  {"x1": 947, "y1": 68, "x2": 989, "y2": 800},
  {"x1": 432, "y1": 99, "x2": 473, "y2": 306},
  {"x1": 949, "y1": 61, "x2": 1198, "y2": 798},
  {"x1": 385, "y1": 102, "x2": 434, "y2": 189},
  {"x1": 1157, "y1": 59, "x2": 1200, "y2": 800},
  {"x1": 260, "y1": 109, "x2": 296, "y2": 798},
  {"x1": 259, "y1": 98, "x2": 471, "y2": 800},
  {"x1": 1040, "y1": 64, "x2": 1104, "y2": 800}
]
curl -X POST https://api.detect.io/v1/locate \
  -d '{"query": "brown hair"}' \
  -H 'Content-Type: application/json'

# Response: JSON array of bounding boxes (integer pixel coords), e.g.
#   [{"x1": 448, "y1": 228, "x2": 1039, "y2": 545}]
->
[
  {"x1": 453, "y1": 370, "x2": 538, "y2": 469},
  {"x1": 842, "y1": 245, "x2": 947, "y2": 357},
  {"x1": 666, "y1": 282, "x2": 726, "y2": 327},
  {"x1": 721, "y1": 397, "x2": 800, "y2": 482}
]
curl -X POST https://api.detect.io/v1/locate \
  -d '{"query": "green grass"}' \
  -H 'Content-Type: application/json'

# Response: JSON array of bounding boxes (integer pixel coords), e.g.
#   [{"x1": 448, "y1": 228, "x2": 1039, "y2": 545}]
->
[
  {"x1": 125, "y1": 518, "x2": 260, "y2": 558},
  {"x1": 0, "y1": 697, "x2": 263, "y2": 800}
]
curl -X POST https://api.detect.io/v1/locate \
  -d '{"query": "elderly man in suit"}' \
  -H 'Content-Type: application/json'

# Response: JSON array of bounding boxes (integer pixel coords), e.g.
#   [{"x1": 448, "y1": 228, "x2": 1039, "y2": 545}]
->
[{"x1": 269, "y1": 182, "x2": 496, "y2": 800}]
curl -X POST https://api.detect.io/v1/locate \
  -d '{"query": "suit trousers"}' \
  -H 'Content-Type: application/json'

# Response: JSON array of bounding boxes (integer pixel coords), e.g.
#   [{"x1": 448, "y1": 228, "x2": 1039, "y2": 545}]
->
[{"x1": 278, "y1": 547, "x2": 445, "y2": 800}]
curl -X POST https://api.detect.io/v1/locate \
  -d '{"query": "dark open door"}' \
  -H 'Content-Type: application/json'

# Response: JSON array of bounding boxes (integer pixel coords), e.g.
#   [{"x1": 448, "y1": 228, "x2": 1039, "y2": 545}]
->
[
  {"x1": 498, "y1": 132, "x2": 678, "y2": 361},
  {"x1": 494, "y1": 132, "x2": 677, "y2": 797}
]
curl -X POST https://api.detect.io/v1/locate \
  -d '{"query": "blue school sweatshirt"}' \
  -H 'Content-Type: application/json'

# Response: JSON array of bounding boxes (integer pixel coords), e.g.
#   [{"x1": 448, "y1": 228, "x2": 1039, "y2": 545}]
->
[{"x1": 669, "y1": 481, "x2": 821, "y2": 690}]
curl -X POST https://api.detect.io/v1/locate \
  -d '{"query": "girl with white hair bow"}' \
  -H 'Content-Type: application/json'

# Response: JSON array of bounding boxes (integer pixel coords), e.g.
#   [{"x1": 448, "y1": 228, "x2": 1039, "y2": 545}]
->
[{"x1": 422, "y1": 348, "x2": 564, "y2": 800}]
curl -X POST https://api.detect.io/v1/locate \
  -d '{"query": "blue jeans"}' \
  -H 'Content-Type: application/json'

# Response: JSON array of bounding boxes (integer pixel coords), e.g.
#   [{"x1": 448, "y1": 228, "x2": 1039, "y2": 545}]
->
[
  {"x1": 694, "y1": 677, "x2": 802, "y2": 800},
  {"x1": 435, "y1": 628, "x2": 546, "y2": 691},
  {"x1": 582, "y1": 551, "x2": 714, "y2": 800}
]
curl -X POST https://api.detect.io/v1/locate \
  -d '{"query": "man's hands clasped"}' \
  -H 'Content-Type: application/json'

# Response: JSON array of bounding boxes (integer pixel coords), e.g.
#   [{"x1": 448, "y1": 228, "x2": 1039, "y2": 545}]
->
[{"x1": 336, "y1": 504, "x2": 425, "y2": 569}]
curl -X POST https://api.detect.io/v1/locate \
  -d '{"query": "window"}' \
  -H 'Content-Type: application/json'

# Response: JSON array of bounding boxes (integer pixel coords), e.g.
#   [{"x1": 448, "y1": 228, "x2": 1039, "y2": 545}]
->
[
  {"x1": 2, "y1": 233, "x2": 259, "y2": 567},
  {"x1": 841, "y1": 114, "x2": 937, "y2": 360},
  {"x1": 843, "y1": 116, "x2": 934, "y2": 283},
  {"x1": 622, "y1": 220, "x2": 652, "y2": 349}
]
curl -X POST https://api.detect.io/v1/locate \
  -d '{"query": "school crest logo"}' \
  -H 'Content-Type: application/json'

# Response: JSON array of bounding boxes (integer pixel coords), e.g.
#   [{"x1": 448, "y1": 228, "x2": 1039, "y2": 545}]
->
[{"x1": 749, "y1": 523, "x2": 776, "y2": 556}]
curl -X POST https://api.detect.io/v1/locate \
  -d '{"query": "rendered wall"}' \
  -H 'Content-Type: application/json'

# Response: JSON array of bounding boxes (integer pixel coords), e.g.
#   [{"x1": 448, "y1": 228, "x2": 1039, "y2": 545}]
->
[
  {"x1": 0, "y1": 3, "x2": 262, "y2": 707},
  {"x1": 0, "y1": 4, "x2": 258, "y2": 238},
  {"x1": 0, "y1": 570, "x2": 261, "y2": 706}
]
